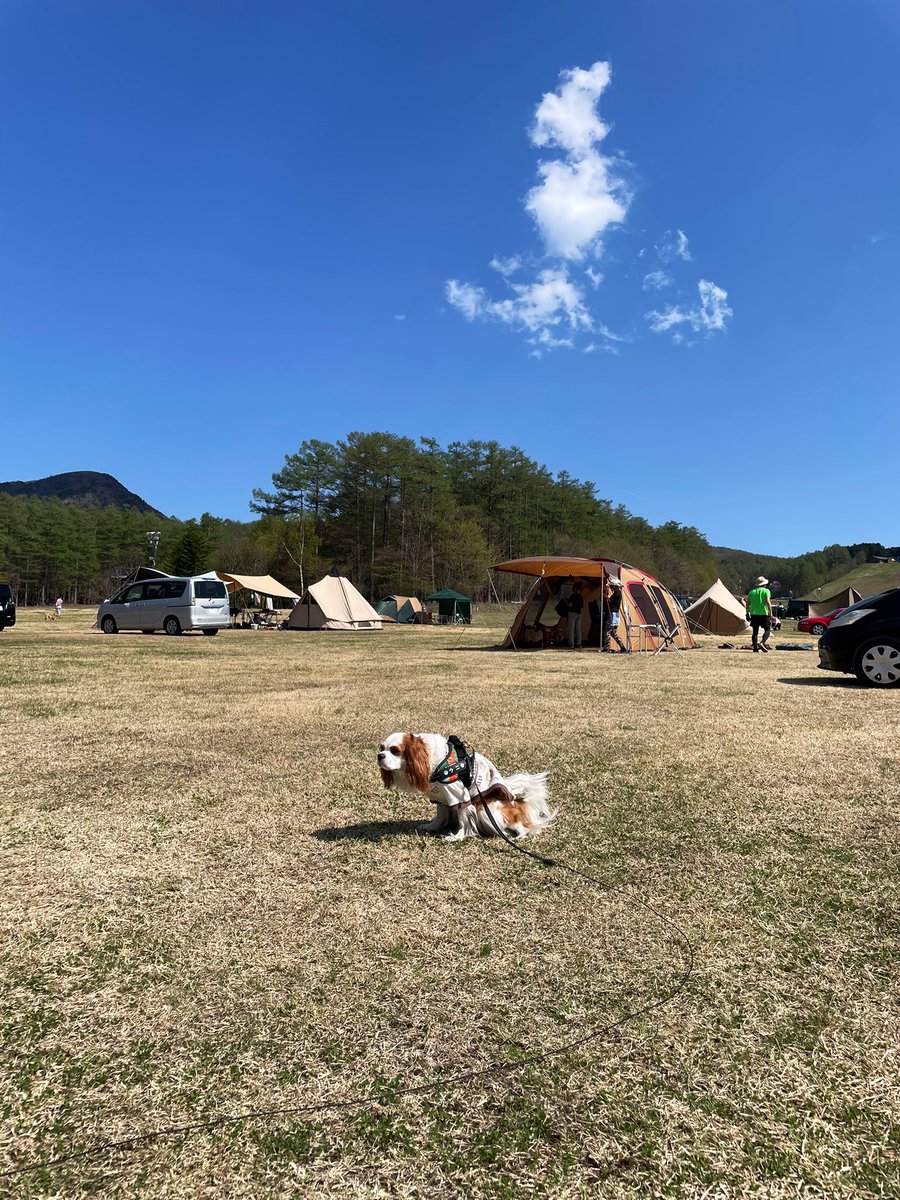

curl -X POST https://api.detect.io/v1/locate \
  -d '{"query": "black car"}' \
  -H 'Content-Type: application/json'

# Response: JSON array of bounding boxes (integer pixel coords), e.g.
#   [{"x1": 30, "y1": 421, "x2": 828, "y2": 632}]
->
[
  {"x1": 818, "y1": 588, "x2": 900, "y2": 687},
  {"x1": 0, "y1": 584, "x2": 16, "y2": 632}
]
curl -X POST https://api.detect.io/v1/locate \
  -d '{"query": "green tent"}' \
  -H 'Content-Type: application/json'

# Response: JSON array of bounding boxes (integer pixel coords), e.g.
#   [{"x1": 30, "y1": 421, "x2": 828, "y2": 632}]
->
[
  {"x1": 425, "y1": 588, "x2": 472, "y2": 624},
  {"x1": 375, "y1": 595, "x2": 425, "y2": 624}
]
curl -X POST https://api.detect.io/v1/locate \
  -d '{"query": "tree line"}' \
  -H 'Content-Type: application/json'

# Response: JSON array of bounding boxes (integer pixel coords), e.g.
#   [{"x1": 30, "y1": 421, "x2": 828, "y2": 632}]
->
[{"x1": 3, "y1": 432, "x2": 885, "y2": 606}]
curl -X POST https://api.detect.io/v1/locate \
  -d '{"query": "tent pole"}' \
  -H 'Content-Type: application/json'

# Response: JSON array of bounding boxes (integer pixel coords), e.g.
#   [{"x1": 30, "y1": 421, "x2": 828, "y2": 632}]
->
[{"x1": 490, "y1": 570, "x2": 516, "y2": 649}]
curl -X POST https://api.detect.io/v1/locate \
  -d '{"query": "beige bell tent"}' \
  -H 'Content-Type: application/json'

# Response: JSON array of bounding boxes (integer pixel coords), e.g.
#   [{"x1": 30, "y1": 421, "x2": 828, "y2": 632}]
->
[
  {"x1": 684, "y1": 578, "x2": 749, "y2": 635},
  {"x1": 807, "y1": 586, "x2": 862, "y2": 617},
  {"x1": 287, "y1": 572, "x2": 382, "y2": 631},
  {"x1": 493, "y1": 556, "x2": 694, "y2": 652}
]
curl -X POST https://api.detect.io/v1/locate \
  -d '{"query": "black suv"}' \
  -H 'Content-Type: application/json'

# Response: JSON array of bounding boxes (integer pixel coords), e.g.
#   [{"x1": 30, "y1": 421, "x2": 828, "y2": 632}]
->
[
  {"x1": 0, "y1": 584, "x2": 16, "y2": 632},
  {"x1": 818, "y1": 588, "x2": 900, "y2": 687}
]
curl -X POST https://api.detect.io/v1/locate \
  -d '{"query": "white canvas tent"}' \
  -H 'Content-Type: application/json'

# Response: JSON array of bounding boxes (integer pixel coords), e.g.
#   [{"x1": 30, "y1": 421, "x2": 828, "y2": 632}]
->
[
  {"x1": 684, "y1": 578, "x2": 749, "y2": 635},
  {"x1": 287, "y1": 573, "x2": 382, "y2": 631}
]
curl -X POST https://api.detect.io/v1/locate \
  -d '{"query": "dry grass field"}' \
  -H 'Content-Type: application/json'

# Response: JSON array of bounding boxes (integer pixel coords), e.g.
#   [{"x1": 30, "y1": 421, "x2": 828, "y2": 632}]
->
[{"x1": 1, "y1": 607, "x2": 898, "y2": 1199}]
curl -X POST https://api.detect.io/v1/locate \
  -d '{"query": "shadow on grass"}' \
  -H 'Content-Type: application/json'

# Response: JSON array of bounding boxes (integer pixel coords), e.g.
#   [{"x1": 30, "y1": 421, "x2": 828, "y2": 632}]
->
[
  {"x1": 777, "y1": 675, "x2": 860, "y2": 687},
  {"x1": 312, "y1": 819, "x2": 423, "y2": 843}
]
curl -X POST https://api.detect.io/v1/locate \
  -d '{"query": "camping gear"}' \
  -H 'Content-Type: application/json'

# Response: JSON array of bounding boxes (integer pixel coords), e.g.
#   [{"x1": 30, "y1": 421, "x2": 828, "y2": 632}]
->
[
  {"x1": 287, "y1": 572, "x2": 382, "y2": 631},
  {"x1": 215, "y1": 572, "x2": 299, "y2": 603},
  {"x1": 684, "y1": 579, "x2": 750, "y2": 635},
  {"x1": 375, "y1": 595, "x2": 425, "y2": 624},
  {"x1": 425, "y1": 589, "x2": 472, "y2": 624},
  {"x1": 493, "y1": 557, "x2": 694, "y2": 653}
]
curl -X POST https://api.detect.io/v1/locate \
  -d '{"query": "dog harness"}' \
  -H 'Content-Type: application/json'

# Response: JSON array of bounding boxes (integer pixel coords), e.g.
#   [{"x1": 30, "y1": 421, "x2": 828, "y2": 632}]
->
[
  {"x1": 428, "y1": 737, "x2": 514, "y2": 809},
  {"x1": 429, "y1": 735, "x2": 475, "y2": 790}
]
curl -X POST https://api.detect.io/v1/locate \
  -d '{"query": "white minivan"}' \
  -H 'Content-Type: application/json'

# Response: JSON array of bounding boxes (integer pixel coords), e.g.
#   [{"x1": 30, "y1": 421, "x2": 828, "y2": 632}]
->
[{"x1": 97, "y1": 575, "x2": 230, "y2": 636}]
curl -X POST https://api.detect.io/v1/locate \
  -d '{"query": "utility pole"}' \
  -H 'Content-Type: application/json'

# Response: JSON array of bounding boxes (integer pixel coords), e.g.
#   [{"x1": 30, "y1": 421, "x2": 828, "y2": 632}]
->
[{"x1": 147, "y1": 531, "x2": 161, "y2": 568}]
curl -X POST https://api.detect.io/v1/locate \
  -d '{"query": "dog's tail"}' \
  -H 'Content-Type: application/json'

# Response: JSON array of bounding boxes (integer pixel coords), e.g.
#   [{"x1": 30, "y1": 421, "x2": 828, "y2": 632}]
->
[{"x1": 492, "y1": 771, "x2": 555, "y2": 838}]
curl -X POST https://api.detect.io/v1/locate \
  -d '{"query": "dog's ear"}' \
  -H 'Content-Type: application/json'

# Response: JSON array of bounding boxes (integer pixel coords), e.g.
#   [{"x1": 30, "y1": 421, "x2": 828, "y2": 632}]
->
[
  {"x1": 403, "y1": 733, "x2": 432, "y2": 794},
  {"x1": 380, "y1": 768, "x2": 394, "y2": 789}
]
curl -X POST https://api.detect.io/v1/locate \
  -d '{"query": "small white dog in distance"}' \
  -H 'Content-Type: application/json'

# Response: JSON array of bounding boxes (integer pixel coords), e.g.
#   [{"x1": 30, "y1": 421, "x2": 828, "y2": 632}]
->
[{"x1": 377, "y1": 732, "x2": 554, "y2": 842}]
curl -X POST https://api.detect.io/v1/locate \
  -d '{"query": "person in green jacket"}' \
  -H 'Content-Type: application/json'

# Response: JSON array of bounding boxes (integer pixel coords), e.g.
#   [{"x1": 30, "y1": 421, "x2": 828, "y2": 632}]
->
[{"x1": 746, "y1": 575, "x2": 773, "y2": 653}]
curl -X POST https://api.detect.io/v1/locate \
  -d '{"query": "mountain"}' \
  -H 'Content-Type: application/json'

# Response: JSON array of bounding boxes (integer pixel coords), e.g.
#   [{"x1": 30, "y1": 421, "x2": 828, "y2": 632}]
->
[{"x1": 0, "y1": 471, "x2": 165, "y2": 517}]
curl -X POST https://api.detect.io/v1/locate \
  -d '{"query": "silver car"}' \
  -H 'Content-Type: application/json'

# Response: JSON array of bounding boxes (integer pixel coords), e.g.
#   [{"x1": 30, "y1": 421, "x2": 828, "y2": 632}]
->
[{"x1": 97, "y1": 575, "x2": 230, "y2": 636}]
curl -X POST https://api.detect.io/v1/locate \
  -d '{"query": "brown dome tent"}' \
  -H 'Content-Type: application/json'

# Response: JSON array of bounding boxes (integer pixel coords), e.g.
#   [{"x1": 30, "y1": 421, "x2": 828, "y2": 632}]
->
[
  {"x1": 494, "y1": 556, "x2": 695, "y2": 652},
  {"x1": 806, "y1": 586, "x2": 862, "y2": 617}
]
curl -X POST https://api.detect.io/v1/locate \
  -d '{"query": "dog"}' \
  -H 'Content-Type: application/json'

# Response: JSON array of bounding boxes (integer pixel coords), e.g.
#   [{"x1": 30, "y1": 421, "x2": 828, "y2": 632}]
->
[
  {"x1": 377, "y1": 732, "x2": 554, "y2": 842},
  {"x1": 44, "y1": 613, "x2": 60, "y2": 622}
]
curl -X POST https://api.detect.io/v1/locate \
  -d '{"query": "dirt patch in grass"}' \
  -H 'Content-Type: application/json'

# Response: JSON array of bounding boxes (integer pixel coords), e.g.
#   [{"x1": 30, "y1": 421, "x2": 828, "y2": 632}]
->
[{"x1": 0, "y1": 608, "x2": 897, "y2": 1198}]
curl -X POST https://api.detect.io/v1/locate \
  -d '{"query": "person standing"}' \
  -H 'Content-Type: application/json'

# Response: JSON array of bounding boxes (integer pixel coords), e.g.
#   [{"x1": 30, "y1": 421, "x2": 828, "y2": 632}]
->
[
  {"x1": 746, "y1": 576, "x2": 773, "y2": 652},
  {"x1": 54, "y1": 596, "x2": 63, "y2": 618},
  {"x1": 601, "y1": 578, "x2": 629, "y2": 653},
  {"x1": 566, "y1": 582, "x2": 584, "y2": 649}
]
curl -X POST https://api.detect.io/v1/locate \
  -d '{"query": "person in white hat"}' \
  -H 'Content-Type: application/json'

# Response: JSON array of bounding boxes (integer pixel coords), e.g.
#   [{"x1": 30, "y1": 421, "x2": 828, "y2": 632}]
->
[{"x1": 746, "y1": 576, "x2": 773, "y2": 652}]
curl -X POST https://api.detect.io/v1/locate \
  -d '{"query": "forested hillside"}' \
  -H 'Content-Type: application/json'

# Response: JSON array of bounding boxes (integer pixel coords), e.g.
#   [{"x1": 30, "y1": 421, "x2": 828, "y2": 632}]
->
[
  {"x1": 0, "y1": 470, "x2": 164, "y2": 516},
  {"x1": 0, "y1": 434, "x2": 717, "y2": 604}
]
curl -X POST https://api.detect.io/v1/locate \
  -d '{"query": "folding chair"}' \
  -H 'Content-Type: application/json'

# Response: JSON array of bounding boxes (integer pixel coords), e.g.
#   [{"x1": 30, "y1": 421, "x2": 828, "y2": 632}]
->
[{"x1": 653, "y1": 623, "x2": 684, "y2": 656}]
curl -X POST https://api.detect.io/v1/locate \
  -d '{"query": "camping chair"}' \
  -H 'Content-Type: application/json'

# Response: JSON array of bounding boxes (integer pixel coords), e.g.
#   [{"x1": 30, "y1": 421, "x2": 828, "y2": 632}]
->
[{"x1": 653, "y1": 622, "x2": 684, "y2": 656}]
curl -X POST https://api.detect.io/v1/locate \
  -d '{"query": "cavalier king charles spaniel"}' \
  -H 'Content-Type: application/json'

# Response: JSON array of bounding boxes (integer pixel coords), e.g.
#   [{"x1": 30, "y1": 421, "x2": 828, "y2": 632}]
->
[{"x1": 377, "y1": 732, "x2": 554, "y2": 841}]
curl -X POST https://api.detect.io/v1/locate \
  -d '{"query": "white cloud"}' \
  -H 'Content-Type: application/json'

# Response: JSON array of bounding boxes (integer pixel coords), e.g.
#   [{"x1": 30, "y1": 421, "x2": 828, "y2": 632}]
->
[
  {"x1": 394, "y1": 313, "x2": 406, "y2": 321},
  {"x1": 446, "y1": 267, "x2": 592, "y2": 345},
  {"x1": 444, "y1": 62, "x2": 729, "y2": 356},
  {"x1": 489, "y1": 255, "x2": 523, "y2": 277},
  {"x1": 646, "y1": 279, "x2": 732, "y2": 339},
  {"x1": 657, "y1": 229, "x2": 692, "y2": 263},
  {"x1": 525, "y1": 63, "x2": 630, "y2": 260},
  {"x1": 642, "y1": 269, "x2": 672, "y2": 291}
]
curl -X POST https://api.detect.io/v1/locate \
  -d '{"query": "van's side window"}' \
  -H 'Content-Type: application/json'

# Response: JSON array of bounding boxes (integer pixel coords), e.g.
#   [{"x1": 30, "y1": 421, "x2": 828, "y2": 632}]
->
[
  {"x1": 144, "y1": 582, "x2": 167, "y2": 600},
  {"x1": 164, "y1": 581, "x2": 187, "y2": 599},
  {"x1": 118, "y1": 585, "x2": 144, "y2": 604}
]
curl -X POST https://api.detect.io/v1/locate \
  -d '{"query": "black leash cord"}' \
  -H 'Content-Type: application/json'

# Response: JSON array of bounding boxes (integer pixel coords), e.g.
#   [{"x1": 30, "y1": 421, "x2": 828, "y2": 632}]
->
[{"x1": 2, "y1": 805, "x2": 695, "y2": 1180}]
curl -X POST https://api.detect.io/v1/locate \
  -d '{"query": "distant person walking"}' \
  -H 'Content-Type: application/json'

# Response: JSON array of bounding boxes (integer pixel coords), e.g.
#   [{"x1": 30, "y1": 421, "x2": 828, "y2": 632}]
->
[
  {"x1": 746, "y1": 576, "x2": 773, "y2": 652},
  {"x1": 566, "y1": 582, "x2": 584, "y2": 649},
  {"x1": 54, "y1": 596, "x2": 63, "y2": 618},
  {"x1": 601, "y1": 577, "x2": 629, "y2": 653}
]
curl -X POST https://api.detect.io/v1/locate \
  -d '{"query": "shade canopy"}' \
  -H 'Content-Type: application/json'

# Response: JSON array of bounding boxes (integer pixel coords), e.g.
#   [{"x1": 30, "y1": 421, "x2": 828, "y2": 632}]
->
[
  {"x1": 493, "y1": 556, "x2": 608, "y2": 579},
  {"x1": 215, "y1": 572, "x2": 299, "y2": 601},
  {"x1": 806, "y1": 586, "x2": 863, "y2": 617}
]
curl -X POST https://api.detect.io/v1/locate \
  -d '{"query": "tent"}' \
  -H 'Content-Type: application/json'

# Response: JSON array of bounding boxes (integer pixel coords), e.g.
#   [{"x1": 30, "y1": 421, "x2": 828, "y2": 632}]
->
[
  {"x1": 684, "y1": 578, "x2": 749, "y2": 635},
  {"x1": 493, "y1": 556, "x2": 694, "y2": 652},
  {"x1": 425, "y1": 588, "x2": 472, "y2": 624},
  {"x1": 807, "y1": 586, "x2": 862, "y2": 617},
  {"x1": 215, "y1": 572, "x2": 300, "y2": 603},
  {"x1": 287, "y1": 572, "x2": 382, "y2": 631},
  {"x1": 375, "y1": 595, "x2": 425, "y2": 624}
]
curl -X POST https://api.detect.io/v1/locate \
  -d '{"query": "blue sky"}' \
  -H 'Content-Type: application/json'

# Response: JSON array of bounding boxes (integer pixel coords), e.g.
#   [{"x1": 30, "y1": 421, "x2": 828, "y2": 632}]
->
[{"x1": 2, "y1": 0, "x2": 898, "y2": 555}]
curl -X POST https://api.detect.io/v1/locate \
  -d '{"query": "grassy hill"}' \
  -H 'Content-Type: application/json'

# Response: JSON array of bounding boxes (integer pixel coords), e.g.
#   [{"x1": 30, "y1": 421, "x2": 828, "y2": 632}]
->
[{"x1": 799, "y1": 561, "x2": 900, "y2": 601}]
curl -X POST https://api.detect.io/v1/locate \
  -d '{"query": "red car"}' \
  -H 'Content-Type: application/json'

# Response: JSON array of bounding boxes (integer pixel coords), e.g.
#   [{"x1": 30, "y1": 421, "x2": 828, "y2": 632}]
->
[{"x1": 797, "y1": 608, "x2": 845, "y2": 636}]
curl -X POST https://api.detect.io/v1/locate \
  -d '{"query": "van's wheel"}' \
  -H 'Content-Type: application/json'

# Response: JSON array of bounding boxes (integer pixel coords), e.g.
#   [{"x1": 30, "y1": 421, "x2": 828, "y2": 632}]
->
[
  {"x1": 101, "y1": 615, "x2": 118, "y2": 635},
  {"x1": 853, "y1": 638, "x2": 900, "y2": 688},
  {"x1": 202, "y1": 629, "x2": 218, "y2": 637},
  {"x1": 163, "y1": 616, "x2": 182, "y2": 636}
]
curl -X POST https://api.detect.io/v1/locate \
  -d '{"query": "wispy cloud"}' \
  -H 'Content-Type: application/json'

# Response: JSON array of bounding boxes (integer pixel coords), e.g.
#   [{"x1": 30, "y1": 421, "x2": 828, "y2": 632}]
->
[
  {"x1": 657, "y1": 229, "x2": 692, "y2": 263},
  {"x1": 394, "y1": 313, "x2": 406, "y2": 321},
  {"x1": 646, "y1": 279, "x2": 732, "y2": 340},
  {"x1": 642, "y1": 269, "x2": 672, "y2": 291}
]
